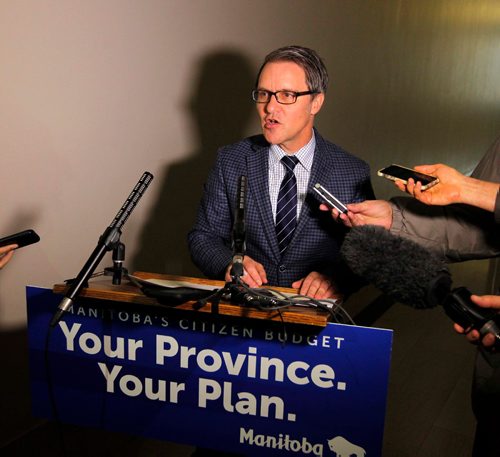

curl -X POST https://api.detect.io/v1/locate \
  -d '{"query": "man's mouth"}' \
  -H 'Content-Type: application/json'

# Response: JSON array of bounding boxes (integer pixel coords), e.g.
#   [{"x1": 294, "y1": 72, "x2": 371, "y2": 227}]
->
[{"x1": 265, "y1": 118, "x2": 280, "y2": 127}]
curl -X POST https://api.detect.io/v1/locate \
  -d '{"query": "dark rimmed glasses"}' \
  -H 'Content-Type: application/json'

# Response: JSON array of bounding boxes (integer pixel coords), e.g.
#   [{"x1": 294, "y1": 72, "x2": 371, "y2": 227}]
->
[{"x1": 251, "y1": 89, "x2": 319, "y2": 105}]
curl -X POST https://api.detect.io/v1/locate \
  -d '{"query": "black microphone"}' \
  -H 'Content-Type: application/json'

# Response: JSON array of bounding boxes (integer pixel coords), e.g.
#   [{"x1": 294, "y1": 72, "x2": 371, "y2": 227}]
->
[
  {"x1": 112, "y1": 242, "x2": 126, "y2": 285},
  {"x1": 230, "y1": 175, "x2": 247, "y2": 279},
  {"x1": 340, "y1": 225, "x2": 500, "y2": 341},
  {"x1": 50, "y1": 171, "x2": 154, "y2": 327}
]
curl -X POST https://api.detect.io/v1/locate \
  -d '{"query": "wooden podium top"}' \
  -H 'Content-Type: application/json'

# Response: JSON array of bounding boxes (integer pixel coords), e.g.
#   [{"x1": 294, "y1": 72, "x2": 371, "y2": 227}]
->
[{"x1": 52, "y1": 271, "x2": 333, "y2": 327}]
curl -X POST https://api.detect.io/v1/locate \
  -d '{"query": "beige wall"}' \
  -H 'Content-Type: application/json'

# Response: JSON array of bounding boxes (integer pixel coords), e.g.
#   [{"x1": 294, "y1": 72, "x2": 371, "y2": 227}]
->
[{"x1": 1, "y1": 0, "x2": 499, "y2": 328}]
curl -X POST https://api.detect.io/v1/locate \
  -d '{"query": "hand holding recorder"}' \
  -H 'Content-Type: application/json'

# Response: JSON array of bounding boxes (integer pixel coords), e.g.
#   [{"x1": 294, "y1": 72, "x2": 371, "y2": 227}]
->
[
  {"x1": 0, "y1": 229, "x2": 40, "y2": 269},
  {"x1": 314, "y1": 182, "x2": 393, "y2": 229},
  {"x1": 454, "y1": 294, "x2": 500, "y2": 348},
  {"x1": 313, "y1": 183, "x2": 348, "y2": 215}
]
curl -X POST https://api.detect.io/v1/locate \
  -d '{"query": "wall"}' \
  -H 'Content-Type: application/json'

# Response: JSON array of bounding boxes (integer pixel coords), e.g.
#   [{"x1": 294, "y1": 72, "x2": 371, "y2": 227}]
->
[
  {"x1": 0, "y1": 0, "x2": 499, "y2": 448},
  {"x1": 1, "y1": 0, "x2": 499, "y2": 328}
]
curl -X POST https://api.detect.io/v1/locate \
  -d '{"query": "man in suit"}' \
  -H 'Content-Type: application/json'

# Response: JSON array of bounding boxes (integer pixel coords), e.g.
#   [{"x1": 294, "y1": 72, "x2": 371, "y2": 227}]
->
[{"x1": 188, "y1": 45, "x2": 374, "y2": 299}]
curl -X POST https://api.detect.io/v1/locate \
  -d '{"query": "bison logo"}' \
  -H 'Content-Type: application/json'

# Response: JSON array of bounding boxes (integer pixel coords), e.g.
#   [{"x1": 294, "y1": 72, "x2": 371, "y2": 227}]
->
[{"x1": 328, "y1": 435, "x2": 366, "y2": 457}]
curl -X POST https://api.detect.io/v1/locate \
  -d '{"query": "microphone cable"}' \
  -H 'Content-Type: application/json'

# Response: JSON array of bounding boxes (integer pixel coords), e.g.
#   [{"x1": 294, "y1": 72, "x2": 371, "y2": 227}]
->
[{"x1": 225, "y1": 276, "x2": 355, "y2": 325}]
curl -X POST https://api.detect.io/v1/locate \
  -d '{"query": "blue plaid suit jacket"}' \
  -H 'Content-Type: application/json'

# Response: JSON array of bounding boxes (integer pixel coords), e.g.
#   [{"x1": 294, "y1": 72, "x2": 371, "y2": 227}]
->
[{"x1": 188, "y1": 129, "x2": 375, "y2": 289}]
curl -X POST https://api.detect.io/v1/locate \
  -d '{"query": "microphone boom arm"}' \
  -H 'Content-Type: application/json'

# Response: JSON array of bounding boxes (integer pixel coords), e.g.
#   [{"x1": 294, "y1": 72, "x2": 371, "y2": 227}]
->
[{"x1": 50, "y1": 172, "x2": 153, "y2": 327}]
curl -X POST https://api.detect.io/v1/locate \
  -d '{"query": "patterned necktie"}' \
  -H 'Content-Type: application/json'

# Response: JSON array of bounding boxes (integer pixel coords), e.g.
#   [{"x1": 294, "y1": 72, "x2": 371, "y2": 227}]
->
[{"x1": 276, "y1": 155, "x2": 300, "y2": 256}]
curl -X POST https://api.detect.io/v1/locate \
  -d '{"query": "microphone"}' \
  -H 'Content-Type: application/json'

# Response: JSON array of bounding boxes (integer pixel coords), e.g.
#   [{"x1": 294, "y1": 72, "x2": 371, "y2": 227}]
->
[
  {"x1": 230, "y1": 175, "x2": 247, "y2": 279},
  {"x1": 50, "y1": 171, "x2": 154, "y2": 327},
  {"x1": 111, "y1": 242, "x2": 126, "y2": 285},
  {"x1": 340, "y1": 225, "x2": 500, "y2": 341}
]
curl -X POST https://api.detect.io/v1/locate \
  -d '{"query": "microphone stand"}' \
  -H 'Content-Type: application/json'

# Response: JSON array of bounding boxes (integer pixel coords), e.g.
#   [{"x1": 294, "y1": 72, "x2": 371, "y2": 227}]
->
[
  {"x1": 227, "y1": 230, "x2": 246, "y2": 305},
  {"x1": 198, "y1": 262, "x2": 241, "y2": 313},
  {"x1": 197, "y1": 175, "x2": 284, "y2": 311},
  {"x1": 202, "y1": 264, "x2": 245, "y2": 314},
  {"x1": 104, "y1": 242, "x2": 127, "y2": 285},
  {"x1": 229, "y1": 175, "x2": 247, "y2": 283},
  {"x1": 50, "y1": 171, "x2": 153, "y2": 327},
  {"x1": 199, "y1": 176, "x2": 247, "y2": 312}
]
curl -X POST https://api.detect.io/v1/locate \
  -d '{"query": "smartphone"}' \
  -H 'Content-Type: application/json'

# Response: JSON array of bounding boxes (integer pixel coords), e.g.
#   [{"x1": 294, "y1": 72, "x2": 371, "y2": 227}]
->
[
  {"x1": 0, "y1": 229, "x2": 40, "y2": 249},
  {"x1": 377, "y1": 164, "x2": 439, "y2": 190},
  {"x1": 313, "y1": 183, "x2": 348, "y2": 214}
]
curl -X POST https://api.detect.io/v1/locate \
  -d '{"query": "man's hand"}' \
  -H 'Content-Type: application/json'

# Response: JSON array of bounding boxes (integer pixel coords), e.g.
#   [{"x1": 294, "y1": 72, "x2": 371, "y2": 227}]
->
[
  {"x1": 292, "y1": 271, "x2": 337, "y2": 299},
  {"x1": 453, "y1": 294, "x2": 500, "y2": 348},
  {"x1": 225, "y1": 255, "x2": 268, "y2": 287},
  {"x1": 320, "y1": 200, "x2": 393, "y2": 229},
  {"x1": 0, "y1": 244, "x2": 17, "y2": 269}
]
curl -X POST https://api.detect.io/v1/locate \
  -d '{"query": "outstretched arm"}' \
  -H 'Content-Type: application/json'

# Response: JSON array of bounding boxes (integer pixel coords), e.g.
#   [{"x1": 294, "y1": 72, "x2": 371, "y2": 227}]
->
[
  {"x1": 319, "y1": 200, "x2": 393, "y2": 229},
  {"x1": 395, "y1": 163, "x2": 499, "y2": 213}
]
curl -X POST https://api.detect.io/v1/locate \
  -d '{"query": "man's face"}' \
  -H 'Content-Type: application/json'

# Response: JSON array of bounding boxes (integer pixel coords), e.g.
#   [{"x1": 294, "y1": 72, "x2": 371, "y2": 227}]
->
[{"x1": 256, "y1": 61, "x2": 324, "y2": 154}]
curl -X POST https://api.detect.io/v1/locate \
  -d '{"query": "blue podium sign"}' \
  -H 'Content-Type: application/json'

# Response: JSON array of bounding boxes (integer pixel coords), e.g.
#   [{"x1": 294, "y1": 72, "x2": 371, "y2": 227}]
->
[{"x1": 27, "y1": 286, "x2": 392, "y2": 456}]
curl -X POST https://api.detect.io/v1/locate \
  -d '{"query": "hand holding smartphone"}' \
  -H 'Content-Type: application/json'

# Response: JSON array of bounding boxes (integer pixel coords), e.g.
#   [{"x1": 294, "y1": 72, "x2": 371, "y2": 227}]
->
[
  {"x1": 0, "y1": 229, "x2": 40, "y2": 249},
  {"x1": 377, "y1": 164, "x2": 439, "y2": 191}
]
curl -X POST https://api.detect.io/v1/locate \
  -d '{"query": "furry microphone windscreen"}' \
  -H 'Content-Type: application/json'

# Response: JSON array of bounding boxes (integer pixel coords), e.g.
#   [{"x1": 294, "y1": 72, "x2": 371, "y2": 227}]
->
[{"x1": 340, "y1": 225, "x2": 451, "y2": 309}]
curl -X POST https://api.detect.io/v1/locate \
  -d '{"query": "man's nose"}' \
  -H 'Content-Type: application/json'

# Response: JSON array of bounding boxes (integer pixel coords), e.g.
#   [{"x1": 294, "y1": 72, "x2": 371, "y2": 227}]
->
[{"x1": 265, "y1": 95, "x2": 280, "y2": 112}]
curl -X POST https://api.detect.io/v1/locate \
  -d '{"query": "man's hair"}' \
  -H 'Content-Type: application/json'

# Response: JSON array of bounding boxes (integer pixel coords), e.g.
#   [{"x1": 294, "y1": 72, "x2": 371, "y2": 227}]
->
[{"x1": 255, "y1": 45, "x2": 329, "y2": 94}]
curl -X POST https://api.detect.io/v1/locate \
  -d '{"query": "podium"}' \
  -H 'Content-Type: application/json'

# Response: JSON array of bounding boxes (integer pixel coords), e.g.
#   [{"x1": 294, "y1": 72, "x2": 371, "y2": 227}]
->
[
  {"x1": 53, "y1": 271, "x2": 335, "y2": 326},
  {"x1": 27, "y1": 273, "x2": 393, "y2": 456}
]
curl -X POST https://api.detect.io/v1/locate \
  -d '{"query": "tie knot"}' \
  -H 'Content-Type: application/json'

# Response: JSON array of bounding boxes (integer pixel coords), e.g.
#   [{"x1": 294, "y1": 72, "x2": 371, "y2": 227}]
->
[{"x1": 281, "y1": 155, "x2": 299, "y2": 172}]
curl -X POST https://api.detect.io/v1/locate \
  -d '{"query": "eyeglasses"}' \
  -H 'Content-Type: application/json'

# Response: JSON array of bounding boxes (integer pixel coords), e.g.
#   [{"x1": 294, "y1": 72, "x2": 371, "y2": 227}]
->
[{"x1": 251, "y1": 89, "x2": 318, "y2": 105}]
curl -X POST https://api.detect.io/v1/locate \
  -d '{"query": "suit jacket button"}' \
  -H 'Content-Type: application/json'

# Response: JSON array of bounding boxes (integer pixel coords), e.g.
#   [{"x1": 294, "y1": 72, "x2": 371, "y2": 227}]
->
[{"x1": 278, "y1": 265, "x2": 286, "y2": 272}]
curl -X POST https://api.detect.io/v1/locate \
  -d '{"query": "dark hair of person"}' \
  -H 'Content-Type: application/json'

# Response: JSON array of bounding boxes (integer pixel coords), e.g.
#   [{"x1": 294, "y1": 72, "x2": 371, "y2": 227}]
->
[{"x1": 255, "y1": 45, "x2": 329, "y2": 93}]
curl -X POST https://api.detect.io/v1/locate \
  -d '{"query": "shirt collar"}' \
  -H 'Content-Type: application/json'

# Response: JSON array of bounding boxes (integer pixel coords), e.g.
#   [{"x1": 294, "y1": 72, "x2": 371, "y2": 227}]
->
[{"x1": 269, "y1": 131, "x2": 316, "y2": 172}]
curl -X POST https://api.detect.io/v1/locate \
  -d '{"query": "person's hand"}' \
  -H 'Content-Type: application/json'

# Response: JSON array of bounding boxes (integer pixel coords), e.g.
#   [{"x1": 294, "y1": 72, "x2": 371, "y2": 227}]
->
[
  {"x1": 395, "y1": 163, "x2": 499, "y2": 212},
  {"x1": 292, "y1": 271, "x2": 338, "y2": 299},
  {"x1": 394, "y1": 163, "x2": 463, "y2": 206},
  {"x1": 225, "y1": 255, "x2": 268, "y2": 287},
  {"x1": 0, "y1": 244, "x2": 17, "y2": 269},
  {"x1": 320, "y1": 200, "x2": 393, "y2": 229},
  {"x1": 453, "y1": 294, "x2": 500, "y2": 348}
]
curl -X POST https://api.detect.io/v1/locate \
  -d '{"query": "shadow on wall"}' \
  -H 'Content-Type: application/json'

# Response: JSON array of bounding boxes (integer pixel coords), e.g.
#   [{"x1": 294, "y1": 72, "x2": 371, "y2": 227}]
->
[{"x1": 132, "y1": 49, "x2": 255, "y2": 277}]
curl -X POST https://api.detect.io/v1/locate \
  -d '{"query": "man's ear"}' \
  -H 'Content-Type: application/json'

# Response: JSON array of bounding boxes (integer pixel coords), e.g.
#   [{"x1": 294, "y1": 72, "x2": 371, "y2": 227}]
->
[{"x1": 311, "y1": 92, "x2": 325, "y2": 115}]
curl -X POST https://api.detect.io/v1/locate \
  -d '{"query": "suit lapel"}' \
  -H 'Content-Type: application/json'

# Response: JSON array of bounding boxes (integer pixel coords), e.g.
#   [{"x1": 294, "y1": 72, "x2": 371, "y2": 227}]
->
[
  {"x1": 247, "y1": 143, "x2": 281, "y2": 262},
  {"x1": 308, "y1": 134, "x2": 333, "y2": 196}
]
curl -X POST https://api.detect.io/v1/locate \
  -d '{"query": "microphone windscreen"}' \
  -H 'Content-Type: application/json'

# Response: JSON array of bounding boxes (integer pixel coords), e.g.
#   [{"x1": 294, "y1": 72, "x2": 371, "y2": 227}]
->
[{"x1": 341, "y1": 225, "x2": 451, "y2": 309}]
